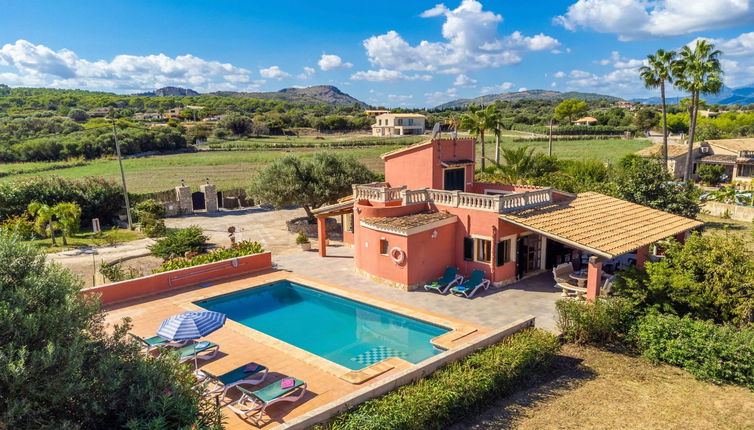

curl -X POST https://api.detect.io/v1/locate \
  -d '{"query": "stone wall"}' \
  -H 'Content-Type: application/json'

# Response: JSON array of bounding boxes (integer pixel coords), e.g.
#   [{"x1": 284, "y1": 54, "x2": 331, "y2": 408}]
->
[{"x1": 703, "y1": 201, "x2": 754, "y2": 222}]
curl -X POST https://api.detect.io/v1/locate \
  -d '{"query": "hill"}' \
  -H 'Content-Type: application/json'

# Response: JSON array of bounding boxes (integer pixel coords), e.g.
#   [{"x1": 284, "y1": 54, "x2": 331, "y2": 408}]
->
[
  {"x1": 212, "y1": 85, "x2": 366, "y2": 106},
  {"x1": 135, "y1": 86, "x2": 200, "y2": 97},
  {"x1": 434, "y1": 89, "x2": 623, "y2": 109},
  {"x1": 631, "y1": 85, "x2": 754, "y2": 105}
]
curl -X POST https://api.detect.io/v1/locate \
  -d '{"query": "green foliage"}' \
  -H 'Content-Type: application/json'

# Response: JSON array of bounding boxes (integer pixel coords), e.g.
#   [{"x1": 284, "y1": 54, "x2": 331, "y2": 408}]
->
[
  {"x1": 217, "y1": 113, "x2": 253, "y2": 137},
  {"x1": 148, "y1": 226, "x2": 209, "y2": 260},
  {"x1": 133, "y1": 198, "x2": 166, "y2": 221},
  {"x1": 0, "y1": 176, "x2": 123, "y2": 224},
  {"x1": 0, "y1": 213, "x2": 35, "y2": 240},
  {"x1": 491, "y1": 146, "x2": 559, "y2": 184},
  {"x1": 154, "y1": 241, "x2": 265, "y2": 273},
  {"x1": 634, "y1": 314, "x2": 754, "y2": 389},
  {"x1": 612, "y1": 156, "x2": 700, "y2": 218},
  {"x1": 320, "y1": 329, "x2": 560, "y2": 430},
  {"x1": 555, "y1": 297, "x2": 638, "y2": 344},
  {"x1": 0, "y1": 234, "x2": 222, "y2": 428},
  {"x1": 295, "y1": 231, "x2": 310, "y2": 245},
  {"x1": 634, "y1": 108, "x2": 658, "y2": 132},
  {"x1": 53, "y1": 202, "x2": 82, "y2": 239},
  {"x1": 141, "y1": 217, "x2": 167, "y2": 238},
  {"x1": 614, "y1": 232, "x2": 754, "y2": 326},
  {"x1": 511, "y1": 123, "x2": 637, "y2": 135},
  {"x1": 554, "y1": 99, "x2": 588, "y2": 124},
  {"x1": 249, "y1": 152, "x2": 376, "y2": 219},
  {"x1": 99, "y1": 261, "x2": 142, "y2": 282},
  {"x1": 696, "y1": 163, "x2": 726, "y2": 185}
]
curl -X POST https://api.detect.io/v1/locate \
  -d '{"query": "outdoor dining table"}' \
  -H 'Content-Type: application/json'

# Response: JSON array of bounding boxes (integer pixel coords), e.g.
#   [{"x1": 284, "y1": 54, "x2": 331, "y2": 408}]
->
[{"x1": 569, "y1": 272, "x2": 588, "y2": 288}]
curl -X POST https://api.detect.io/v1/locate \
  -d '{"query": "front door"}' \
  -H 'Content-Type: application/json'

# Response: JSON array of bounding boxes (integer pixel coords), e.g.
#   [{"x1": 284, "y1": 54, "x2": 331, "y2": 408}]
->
[
  {"x1": 444, "y1": 168, "x2": 465, "y2": 191},
  {"x1": 516, "y1": 234, "x2": 542, "y2": 278}
]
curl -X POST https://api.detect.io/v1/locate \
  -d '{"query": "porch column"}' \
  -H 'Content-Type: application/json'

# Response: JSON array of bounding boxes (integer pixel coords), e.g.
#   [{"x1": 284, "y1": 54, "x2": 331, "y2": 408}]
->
[
  {"x1": 317, "y1": 216, "x2": 328, "y2": 257},
  {"x1": 675, "y1": 231, "x2": 688, "y2": 244},
  {"x1": 635, "y1": 244, "x2": 650, "y2": 269},
  {"x1": 586, "y1": 256, "x2": 603, "y2": 301}
]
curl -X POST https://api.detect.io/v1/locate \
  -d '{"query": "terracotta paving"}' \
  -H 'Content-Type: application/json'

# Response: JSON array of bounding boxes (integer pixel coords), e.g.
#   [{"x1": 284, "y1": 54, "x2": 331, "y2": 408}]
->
[{"x1": 104, "y1": 270, "x2": 487, "y2": 429}]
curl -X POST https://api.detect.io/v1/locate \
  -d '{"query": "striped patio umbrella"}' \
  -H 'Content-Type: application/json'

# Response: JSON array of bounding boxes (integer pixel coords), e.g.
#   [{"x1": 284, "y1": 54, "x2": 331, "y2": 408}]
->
[{"x1": 157, "y1": 311, "x2": 226, "y2": 341}]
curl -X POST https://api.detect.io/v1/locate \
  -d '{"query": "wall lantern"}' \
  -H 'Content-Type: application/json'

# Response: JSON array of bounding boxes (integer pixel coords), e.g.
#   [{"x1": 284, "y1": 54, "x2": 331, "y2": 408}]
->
[{"x1": 431, "y1": 230, "x2": 438, "y2": 239}]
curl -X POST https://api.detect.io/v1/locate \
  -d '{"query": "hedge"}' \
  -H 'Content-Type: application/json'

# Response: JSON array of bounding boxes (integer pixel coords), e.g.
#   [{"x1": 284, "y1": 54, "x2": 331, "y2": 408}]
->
[
  {"x1": 0, "y1": 175, "x2": 123, "y2": 224},
  {"x1": 511, "y1": 123, "x2": 637, "y2": 135},
  {"x1": 320, "y1": 328, "x2": 560, "y2": 430},
  {"x1": 634, "y1": 314, "x2": 754, "y2": 389}
]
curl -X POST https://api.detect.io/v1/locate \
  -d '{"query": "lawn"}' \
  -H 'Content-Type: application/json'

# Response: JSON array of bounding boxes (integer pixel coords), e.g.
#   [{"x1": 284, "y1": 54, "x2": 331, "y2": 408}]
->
[
  {"x1": 0, "y1": 136, "x2": 653, "y2": 194},
  {"x1": 25, "y1": 228, "x2": 144, "y2": 253},
  {"x1": 450, "y1": 344, "x2": 754, "y2": 430},
  {"x1": 699, "y1": 213, "x2": 754, "y2": 250}
]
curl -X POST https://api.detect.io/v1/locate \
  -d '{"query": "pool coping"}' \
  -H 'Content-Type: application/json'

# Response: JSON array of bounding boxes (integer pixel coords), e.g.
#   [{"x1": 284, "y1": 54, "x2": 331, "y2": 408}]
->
[{"x1": 181, "y1": 271, "x2": 486, "y2": 384}]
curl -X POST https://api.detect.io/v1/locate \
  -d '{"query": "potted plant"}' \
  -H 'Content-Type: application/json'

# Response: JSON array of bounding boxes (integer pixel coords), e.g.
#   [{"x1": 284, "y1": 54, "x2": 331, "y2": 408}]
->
[{"x1": 296, "y1": 231, "x2": 311, "y2": 251}]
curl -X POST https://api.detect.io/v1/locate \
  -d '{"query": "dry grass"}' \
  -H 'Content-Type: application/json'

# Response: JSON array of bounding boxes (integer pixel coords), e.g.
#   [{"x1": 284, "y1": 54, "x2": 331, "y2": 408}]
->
[
  {"x1": 699, "y1": 213, "x2": 754, "y2": 251},
  {"x1": 450, "y1": 344, "x2": 754, "y2": 430}
]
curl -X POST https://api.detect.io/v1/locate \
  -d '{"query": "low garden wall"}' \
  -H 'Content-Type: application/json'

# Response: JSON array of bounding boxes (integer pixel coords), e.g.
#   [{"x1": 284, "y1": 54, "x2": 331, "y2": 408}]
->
[
  {"x1": 82, "y1": 252, "x2": 272, "y2": 306},
  {"x1": 703, "y1": 201, "x2": 754, "y2": 222}
]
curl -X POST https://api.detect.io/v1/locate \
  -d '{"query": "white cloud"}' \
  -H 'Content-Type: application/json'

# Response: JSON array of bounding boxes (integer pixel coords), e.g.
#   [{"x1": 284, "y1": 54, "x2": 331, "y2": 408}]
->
[
  {"x1": 453, "y1": 73, "x2": 477, "y2": 87},
  {"x1": 564, "y1": 67, "x2": 643, "y2": 95},
  {"x1": 553, "y1": 71, "x2": 566, "y2": 78},
  {"x1": 424, "y1": 88, "x2": 458, "y2": 105},
  {"x1": 317, "y1": 54, "x2": 353, "y2": 71},
  {"x1": 550, "y1": 81, "x2": 558, "y2": 88},
  {"x1": 480, "y1": 81, "x2": 514, "y2": 94},
  {"x1": 518, "y1": 87, "x2": 527, "y2": 91},
  {"x1": 296, "y1": 66, "x2": 316, "y2": 79},
  {"x1": 697, "y1": 32, "x2": 754, "y2": 58},
  {"x1": 387, "y1": 94, "x2": 414, "y2": 106},
  {"x1": 689, "y1": 33, "x2": 754, "y2": 87},
  {"x1": 259, "y1": 65, "x2": 291, "y2": 80},
  {"x1": 595, "y1": 51, "x2": 646, "y2": 69},
  {"x1": 360, "y1": 0, "x2": 560, "y2": 74},
  {"x1": 350, "y1": 69, "x2": 432, "y2": 82},
  {"x1": 569, "y1": 69, "x2": 593, "y2": 78},
  {"x1": 0, "y1": 39, "x2": 254, "y2": 92},
  {"x1": 555, "y1": 0, "x2": 754, "y2": 41}
]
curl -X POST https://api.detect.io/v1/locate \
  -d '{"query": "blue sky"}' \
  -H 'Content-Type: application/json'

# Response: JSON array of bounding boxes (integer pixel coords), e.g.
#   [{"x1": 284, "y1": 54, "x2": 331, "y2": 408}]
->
[{"x1": 1, "y1": 0, "x2": 753, "y2": 107}]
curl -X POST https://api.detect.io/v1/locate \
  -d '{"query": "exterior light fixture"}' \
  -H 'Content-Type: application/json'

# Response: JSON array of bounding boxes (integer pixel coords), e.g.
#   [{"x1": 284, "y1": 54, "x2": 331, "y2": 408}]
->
[{"x1": 431, "y1": 230, "x2": 438, "y2": 239}]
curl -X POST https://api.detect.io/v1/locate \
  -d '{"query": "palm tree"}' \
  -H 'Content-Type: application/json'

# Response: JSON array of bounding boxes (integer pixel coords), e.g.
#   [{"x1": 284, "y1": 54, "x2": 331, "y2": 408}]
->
[
  {"x1": 498, "y1": 146, "x2": 538, "y2": 184},
  {"x1": 673, "y1": 40, "x2": 724, "y2": 182},
  {"x1": 460, "y1": 104, "x2": 497, "y2": 170},
  {"x1": 53, "y1": 202, "x2": 82, "y2": 246},
  {"x1": 639, "y1": 49, "x2": 676, "y2": 165},
  {"x1": 28, "y1": 202, "x2": 57, "y2": 245},
  {"x1": 490, "y1": 108, "x2": 505, "y2": 165}
]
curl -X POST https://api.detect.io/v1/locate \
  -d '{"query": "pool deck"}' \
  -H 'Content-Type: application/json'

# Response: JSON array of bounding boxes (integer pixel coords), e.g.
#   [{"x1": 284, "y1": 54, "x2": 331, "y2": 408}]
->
[{"x1": 103, "y1": 246, "x2": 560, "y2": 429}]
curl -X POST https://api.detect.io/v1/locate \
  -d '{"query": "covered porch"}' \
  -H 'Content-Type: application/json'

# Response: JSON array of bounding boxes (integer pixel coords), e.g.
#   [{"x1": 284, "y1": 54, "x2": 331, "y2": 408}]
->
[
  {"x1": 501, "y1": 192, "x2": 703, "y2": 300},
  {"x1": 311, "y1": 198, "x2": 355, "y2": 257}
]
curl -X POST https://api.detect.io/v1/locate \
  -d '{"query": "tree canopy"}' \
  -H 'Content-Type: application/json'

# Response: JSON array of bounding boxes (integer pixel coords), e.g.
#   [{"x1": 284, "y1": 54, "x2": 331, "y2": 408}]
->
[{"x1": 554, "y1": 99, "x2": 588, "y2": 124}]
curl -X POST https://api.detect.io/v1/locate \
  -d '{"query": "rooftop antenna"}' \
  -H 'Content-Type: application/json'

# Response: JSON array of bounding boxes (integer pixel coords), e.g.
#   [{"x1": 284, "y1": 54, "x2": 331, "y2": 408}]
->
[{"x1": 431, "y1": 122, "x2": 441, "y2": 139}]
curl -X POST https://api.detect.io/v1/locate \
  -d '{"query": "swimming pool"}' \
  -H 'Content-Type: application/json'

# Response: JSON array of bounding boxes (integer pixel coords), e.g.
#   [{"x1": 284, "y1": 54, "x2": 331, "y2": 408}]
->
[{"x1": 195, "y1": 280, "x2": 449, "y2": 370}]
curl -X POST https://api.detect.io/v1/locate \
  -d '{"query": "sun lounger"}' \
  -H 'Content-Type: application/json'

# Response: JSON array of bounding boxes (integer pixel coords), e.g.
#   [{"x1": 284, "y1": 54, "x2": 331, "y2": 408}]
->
[
  {"x1": 227, "y1": 377, "x2": 307, "y2": 422},
  {"x1": 170, "y1": 341, "x2": 220, "y2": 363},
  {"x1": 423, "y1": 267, "x2": 463, "y2": 294},
  {"x1": 129, "y1": 333, "x2": 188, "y2": 353},
  {"x1": 198, "y1": 363, "x2": 269, "y2": 399},
  {"x1": 450, "y1": 270, "x2": 490, "y2": 298}
]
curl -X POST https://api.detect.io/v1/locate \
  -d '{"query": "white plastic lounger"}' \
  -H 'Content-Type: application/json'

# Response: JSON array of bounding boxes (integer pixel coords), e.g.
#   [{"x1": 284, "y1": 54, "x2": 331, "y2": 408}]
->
[{"x1": 227, "y1": 377, "x2": 307, "y2": 423}]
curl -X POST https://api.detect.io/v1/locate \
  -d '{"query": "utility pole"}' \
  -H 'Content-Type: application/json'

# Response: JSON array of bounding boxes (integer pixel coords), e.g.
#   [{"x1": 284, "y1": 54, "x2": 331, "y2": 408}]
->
[
  {"x1": 548, "y1": 118, "x2": 553, "y2": 157},
  {"x1": 111, "y1": 115, "x2": 133, "y2": 230}
]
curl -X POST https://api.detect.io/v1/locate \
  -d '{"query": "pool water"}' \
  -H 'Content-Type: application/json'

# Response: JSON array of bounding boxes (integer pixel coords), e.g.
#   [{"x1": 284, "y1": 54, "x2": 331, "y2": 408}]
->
[{"x1": 196, "y1": 280, "x2": 449, "y2": 370}]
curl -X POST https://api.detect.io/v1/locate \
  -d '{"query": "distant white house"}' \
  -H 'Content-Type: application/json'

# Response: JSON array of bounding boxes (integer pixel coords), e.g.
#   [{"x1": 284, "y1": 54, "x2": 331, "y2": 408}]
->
[{"x1": 372, "y1": 113, "x2": 426, "y2": 136}]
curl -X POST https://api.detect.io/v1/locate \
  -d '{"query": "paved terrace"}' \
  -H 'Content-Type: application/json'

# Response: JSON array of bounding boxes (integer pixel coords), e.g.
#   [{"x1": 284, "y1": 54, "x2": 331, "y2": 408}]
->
[{"x1": 275, "y1": 245, "x2": 561, "y2": 332}]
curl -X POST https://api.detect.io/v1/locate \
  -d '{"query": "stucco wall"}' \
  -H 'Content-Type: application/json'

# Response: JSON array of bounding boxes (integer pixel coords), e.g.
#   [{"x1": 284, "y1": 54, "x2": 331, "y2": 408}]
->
[
  {"x1": 384, "y1": 138, "x2": 476, "y2": 191},
  {"x1": 703, "y1": 201, "x2": 754, "y2": 222},
  {"x1": 82, "y1": 252, "x2": 273, "y2": 305}
]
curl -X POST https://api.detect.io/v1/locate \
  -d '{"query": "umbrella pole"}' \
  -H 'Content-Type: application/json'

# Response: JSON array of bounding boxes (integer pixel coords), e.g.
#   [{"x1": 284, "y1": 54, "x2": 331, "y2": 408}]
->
[{"x1": 194, "y1": 339, "x2": 198, "y2": 371}]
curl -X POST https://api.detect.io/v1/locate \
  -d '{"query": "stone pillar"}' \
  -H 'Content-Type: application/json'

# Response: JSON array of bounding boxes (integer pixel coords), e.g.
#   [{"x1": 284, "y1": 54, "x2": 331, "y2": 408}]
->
[
  {"x1": 200, "y1": 183, "x2": 218, "y2": 213},
  {"x1": 317, "y1": 217, "x2": 328, "y2": 257},
  {"x1": 586, "y1": 256, "x2": 603, "y2": 301},
  {"x1": 635, "y1": 245, "x2": 650, "y2": 269},
  {"x1": 175, "y1": 185, "x2": 193, "y2": 215}
]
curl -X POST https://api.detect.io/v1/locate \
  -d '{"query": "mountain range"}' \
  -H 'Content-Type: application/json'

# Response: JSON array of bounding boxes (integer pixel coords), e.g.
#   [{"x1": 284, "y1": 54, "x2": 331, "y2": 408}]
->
[
  {"x1": 630, "y1": 85, "x2": 754, "y2": 105},
  {"x1": 433, "y1": 90, "x2": 624, "y2": 109},
  {"x1": 132, "y1": 85, "x2": 364, "y2": 106}
]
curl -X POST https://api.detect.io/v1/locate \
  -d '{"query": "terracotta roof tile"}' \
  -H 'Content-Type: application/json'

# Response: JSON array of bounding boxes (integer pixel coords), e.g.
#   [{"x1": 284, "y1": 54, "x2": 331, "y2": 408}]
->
[
  {"x1": 362, "y1": 212, "x2": 456, "y2": 234},
  {"x1": 500, "y1": 192, "x2": 702, "y2": 258}
]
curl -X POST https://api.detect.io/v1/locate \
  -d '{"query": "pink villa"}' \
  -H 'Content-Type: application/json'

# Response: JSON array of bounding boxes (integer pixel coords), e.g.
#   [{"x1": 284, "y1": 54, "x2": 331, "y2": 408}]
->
[{"x1": 314, "y1": 138, "x2": 702, "y2": 300}]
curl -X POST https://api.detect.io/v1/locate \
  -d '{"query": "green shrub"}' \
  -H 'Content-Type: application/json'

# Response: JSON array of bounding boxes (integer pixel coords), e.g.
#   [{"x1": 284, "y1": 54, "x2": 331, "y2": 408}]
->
[
  {"x1": 99, "y1": 261, "x2": 142, "y2": 282},
  {"x1": 141, "y1": 217, "x2": 167, "y2": 238},
  {"x1": 0, "y1": 213, "x2": 35, "y2": 239},
  {"x1": 696, "y1": 163, "x2": 726, "y2": 186},
  {"x1": 555, "y1": 297, "x2": 637, "y2": 344},
  {"x1": 0, "y1": 234, "x2": 222, "y2": 428},
  {"x1": 133, "y1": 198, "x2": 166, "y2": 221},
  {"x1": 0, "y1": 176, "x2": 122, "y2": 224},
  {"x1": 295, "y1": 231, "x2": 310, "y2": 245},
  {"x1": 320, "y1": 328, "x2": 560, "y2": 430},
  {"x1": 154, "y1": 241, "x2": 265, "y2": 273},
  {"x1": 634, "y1": 314, "x2": 754, "y2": 389},
  {"x1": 148, "y1": 226, "x2": 208, "y2": 260}
]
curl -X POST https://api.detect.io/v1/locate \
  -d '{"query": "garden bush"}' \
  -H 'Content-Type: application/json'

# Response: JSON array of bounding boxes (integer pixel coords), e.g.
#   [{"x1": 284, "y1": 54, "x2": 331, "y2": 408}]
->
[
  {"x1": 133, "y1": 198, "x2": 166, "y2": 221},
  {"x1": 148, "y1": 226, "x2": 208, "y2": 260},
  {"x1": 634, "y1": 314, "x2": 754, "y2": 389},
  {"x1": 0, "y1": 175, "x2": 123, "y2": 224},
  {"x1": 0, "y1": 213, "x2": 35, "y2": 239},
  {"x1": 141, "y1": 217, "x2": 167, "y2": 238},
  {"x1": 696, "y1": 163, "x2": 726, "y2": 186},
  {"x1": 320, "y1": 328, "x2": 560, "y2": 430},
  {"x1": 555, "y1": 297, "x2": 637, "y2": 344},
  {"x1": 0, "y1": 234, "x2": 222, "y2": 428},
  {"x1": 154, "y1": 241, "x2": 265, "y2": 273}
]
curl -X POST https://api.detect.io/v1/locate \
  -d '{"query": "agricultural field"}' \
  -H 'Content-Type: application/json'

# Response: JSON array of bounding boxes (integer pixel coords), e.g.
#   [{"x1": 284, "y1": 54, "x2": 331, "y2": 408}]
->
[{"x1": 0, "y1": 136, "x2": 652, "y2": 194}]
